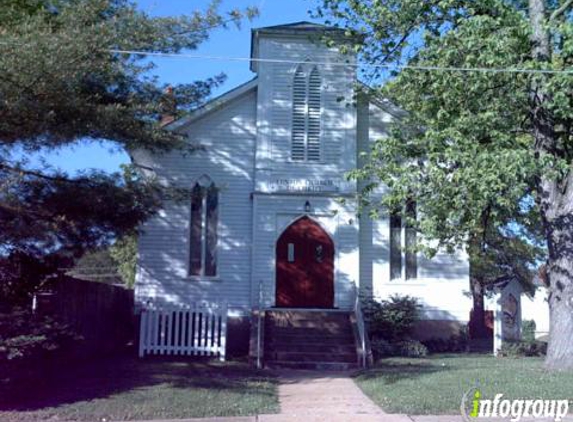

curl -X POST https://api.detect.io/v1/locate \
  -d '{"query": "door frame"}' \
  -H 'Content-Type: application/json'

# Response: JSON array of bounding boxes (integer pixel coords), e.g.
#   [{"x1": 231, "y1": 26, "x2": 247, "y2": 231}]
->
[{"x1": 273, "y1": 213, "x2": 338, "y2": 308}]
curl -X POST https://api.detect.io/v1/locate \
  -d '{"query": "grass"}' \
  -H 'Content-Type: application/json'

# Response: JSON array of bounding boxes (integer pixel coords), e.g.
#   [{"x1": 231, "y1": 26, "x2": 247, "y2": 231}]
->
[
  {"x1": 355, "y1": 354, "x2": 573, "y2": 415},
  {"x1": 0, "y1": 356, "x2": 279, "y2": 421}
]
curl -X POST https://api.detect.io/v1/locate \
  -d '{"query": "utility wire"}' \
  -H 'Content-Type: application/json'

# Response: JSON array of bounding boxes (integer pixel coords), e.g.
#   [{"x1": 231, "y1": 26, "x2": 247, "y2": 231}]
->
[
  {"x1": 106, "y1": 49, "x2": 573, "y2": 76},
  {"x1": 3, "y1": 36, "x2": 571, "y2": 75}
]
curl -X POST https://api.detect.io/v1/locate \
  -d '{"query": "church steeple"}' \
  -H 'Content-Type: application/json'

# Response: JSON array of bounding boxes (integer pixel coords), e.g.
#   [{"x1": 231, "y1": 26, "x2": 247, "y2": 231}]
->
[{"x1": 249, "y1": 21, "x2": 348, "y2": 73}]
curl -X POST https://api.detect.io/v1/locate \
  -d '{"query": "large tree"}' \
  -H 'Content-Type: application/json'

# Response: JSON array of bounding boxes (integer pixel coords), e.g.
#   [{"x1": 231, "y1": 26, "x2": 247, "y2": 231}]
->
[
  {"x1": 468, "y1": 206, "x2": 545, "y2": 339},
  {"x1": 0, "y1": 0, "x2": 256, "y2": 303},
  {"x1": 317, "y1": 0, "x2": 573, "y2": 370}
]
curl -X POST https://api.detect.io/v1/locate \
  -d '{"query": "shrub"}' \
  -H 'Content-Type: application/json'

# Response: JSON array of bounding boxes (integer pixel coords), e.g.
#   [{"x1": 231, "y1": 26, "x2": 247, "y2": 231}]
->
[
  {"x1": 362, "y1": 295, "x2": 421, "y2": 342},
  {"x1": 371, "y1": 338, "x2": 429, "y2": 359},
  {"x1": 498, "y1": 340, "x2": 547, "y2": 357},
  {"x1": 370, "y1": 337, "x2": 397, "y2": 359},
  {"x1": 453, "y1": 328, "x2": 469, "y2": 352},
  {"x1": 522, "y1": 320, "x2": 537, "y2": 342},
  {"x1": 422, "y1": 327, "x2": 469, "y2": 354},
  {"x1": 0, "y1": 308, "x2": 80, "y2": 365},
  {"x1": 422, "y1": 337, "x2": 448, "y2": 354},
  {"x1": 395, "y1": 340, "x2": 428, "y2": 358},
  {"x1": 423, "y1": 335, "x2": 468, "y2": 354}
]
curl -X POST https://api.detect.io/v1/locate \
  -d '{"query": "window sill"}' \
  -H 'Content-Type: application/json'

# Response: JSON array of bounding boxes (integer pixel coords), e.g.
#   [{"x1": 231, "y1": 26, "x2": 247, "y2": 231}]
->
[
  {"x1": 390, "y1": 277, "x2": 419, "y2": 281},
  {"x1": 287, "y1": 159, "x2": 327, "y2": 165},
  {"x1": 387, "y1": 278, "x2": 425, "y2": 286},
  {"x1": 186, "y1": 276, "x2": 221, "y2": 282}
]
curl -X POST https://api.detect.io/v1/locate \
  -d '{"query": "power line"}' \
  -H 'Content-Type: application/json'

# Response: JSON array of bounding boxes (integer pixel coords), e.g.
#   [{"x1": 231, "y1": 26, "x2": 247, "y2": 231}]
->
[
  {"x1": 2, "y1": 39, "x2": 571, "y2": 76},
  {"x1": 106, "y1": 49, "x2": 573, "y2": 76}
]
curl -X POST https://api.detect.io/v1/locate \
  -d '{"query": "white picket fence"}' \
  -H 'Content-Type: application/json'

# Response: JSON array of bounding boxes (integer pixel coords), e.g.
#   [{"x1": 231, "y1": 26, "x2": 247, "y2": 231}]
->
[{"x1": 138, "y1": 302, "x2": 228, "y2": 360}]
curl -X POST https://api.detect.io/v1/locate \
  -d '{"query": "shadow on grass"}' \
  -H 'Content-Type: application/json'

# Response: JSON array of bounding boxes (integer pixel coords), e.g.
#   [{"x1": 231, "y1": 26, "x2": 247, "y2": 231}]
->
[
  {"x1": 0, "y1": 354, "x2": 277, "y2": 412},
  {"x1": 354, "y1": 358, "x2": 452, "y2": 385}
]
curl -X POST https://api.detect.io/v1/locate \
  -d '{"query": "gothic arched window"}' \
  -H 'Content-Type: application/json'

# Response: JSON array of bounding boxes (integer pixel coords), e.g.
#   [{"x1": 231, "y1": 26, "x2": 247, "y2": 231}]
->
[
  {"x1": 189, "y1": 176, "x2": 218, "y2": 276},
  {"x1": 389, "y1": 200, "x2": 417, "y2": 280}
]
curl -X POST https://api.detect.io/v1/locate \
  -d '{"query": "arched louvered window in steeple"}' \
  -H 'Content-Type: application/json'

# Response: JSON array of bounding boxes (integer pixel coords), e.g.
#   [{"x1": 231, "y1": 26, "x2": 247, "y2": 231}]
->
[
  {"x1": 306, "y1": 67, "x2": 321, "y2": 161},
  {"x1": 291, "y1": 64, "x2": 322, "y2": 162},
  {"x1": 291, "y1": 66, "x2": 307, "y2": 161}
]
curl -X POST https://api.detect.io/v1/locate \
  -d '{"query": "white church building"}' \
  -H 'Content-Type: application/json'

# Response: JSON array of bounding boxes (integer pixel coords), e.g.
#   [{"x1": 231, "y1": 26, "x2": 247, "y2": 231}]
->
[{"x1": 132, "y1": 22, "x2": 472, "y2": 361}]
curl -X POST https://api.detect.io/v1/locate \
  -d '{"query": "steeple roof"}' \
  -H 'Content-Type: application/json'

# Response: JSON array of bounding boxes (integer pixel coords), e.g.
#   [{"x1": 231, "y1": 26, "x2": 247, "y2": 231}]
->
[{"x1": 250, "y1": 21, "x2": 347, "y2": 72}]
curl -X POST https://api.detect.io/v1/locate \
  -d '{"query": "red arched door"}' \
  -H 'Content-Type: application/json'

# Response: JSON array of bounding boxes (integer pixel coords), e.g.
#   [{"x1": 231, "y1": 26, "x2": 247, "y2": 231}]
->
[{"x1": 276, "y1": 216, "x2": 334, "y2": 308}]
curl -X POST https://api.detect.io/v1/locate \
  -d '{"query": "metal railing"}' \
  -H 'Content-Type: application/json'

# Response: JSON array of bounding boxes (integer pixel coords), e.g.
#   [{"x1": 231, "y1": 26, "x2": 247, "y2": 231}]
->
[
  {"x1": 256, "y1": 279, "x2": 264, "y2": 369},
  {"x1": 353, "y1": 285, "x2": 368, "y2": 368}
]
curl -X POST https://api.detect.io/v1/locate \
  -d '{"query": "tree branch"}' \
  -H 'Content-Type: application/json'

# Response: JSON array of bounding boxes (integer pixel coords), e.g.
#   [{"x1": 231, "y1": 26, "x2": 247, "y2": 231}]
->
[
  {"x1": 550, "y1": 0, "x2": 573, "y2": 21},
  {"x1": 0, "y1": 163, "x2": 88, "y2": 184},
  {"x1": 0, "y1": 201, "x2": 52, "y2": 219}
]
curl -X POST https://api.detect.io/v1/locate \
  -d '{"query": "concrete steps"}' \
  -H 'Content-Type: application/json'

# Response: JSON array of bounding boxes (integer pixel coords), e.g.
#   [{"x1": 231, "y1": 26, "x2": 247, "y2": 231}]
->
[
  {"x1": 269, "y1": 334, "x2": 355, "y2": 344},
  {"x1": 264, "y1": 310, "x2": 358, "y2": 370},
  {"x1": 265, "y1": 361, "x2": 357, "y2": 371},
  {"x1": 267, "y1": 343, "x2": 356, "y2": 354},
  {"x1": 468, "y1": 338, "x2": 493, "y2": 353},
  {"x1": 268, "y1": 351, "x2": 357, "y2": 362}
]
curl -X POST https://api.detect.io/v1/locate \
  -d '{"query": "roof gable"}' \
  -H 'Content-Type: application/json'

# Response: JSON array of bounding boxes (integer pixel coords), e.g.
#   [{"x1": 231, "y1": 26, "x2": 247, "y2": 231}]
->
[
  {"x1": 165, "y1": 78, "x2": 258, "y2": 132},
  {"x1": 254, "y1": 21, "x2": 341, "y2": 32},
  {"x1": 250, "y1": 21, "x2": 348, "y2": 72},
  {"x1": 358, "y1": 82, "x2": 407, "y2": 120}
]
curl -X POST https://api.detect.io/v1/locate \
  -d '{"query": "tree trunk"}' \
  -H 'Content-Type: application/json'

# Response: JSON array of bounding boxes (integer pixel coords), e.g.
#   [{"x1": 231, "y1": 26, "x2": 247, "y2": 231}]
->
[
  {"x1": 529, "y1": 0, "x2": 573, "y2": 370},
  {"x1": 470, "y1": 277, "x2": 488, "y2": 338},
  {"x1": 545, "y1": 235, "x2": 573, "y2": 370}
]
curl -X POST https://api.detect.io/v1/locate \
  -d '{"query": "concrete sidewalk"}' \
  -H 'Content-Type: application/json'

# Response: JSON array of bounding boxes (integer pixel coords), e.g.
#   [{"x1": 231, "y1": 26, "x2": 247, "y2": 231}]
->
[
  {"x1": 124, "y1": 370, "x2": 573, "y2": 422},
  {"x1": 262, "y1": 369, "x2": 409, "y2": 421},
  {"x1": 125, "y1": 370, "x2": 411, "y2": 422},
  {"x1": 126, "y1": 414, "x2": 573, "y2": 422},
  {"x1": 125, "y1": 416, "x2": 573, "y2": 422}
]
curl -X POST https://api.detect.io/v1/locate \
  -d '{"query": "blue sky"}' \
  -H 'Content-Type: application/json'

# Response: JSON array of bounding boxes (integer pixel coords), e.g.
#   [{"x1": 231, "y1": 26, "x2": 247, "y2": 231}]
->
[{"x1": 30, "y1": 0, "x2": 313, "y2": 175}]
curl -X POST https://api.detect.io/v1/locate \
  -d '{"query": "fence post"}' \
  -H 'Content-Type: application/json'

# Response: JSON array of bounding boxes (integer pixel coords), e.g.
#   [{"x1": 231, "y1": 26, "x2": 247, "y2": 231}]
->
[
  {"x1": 173, "y1": 309, "x2": 180, "y2": 355},
  {"x1": 220, "y1": 302, "x2": 228, "y2": 361},
  {"x1": 139, "y1": 309, "x2": 147, "y2": 357}
]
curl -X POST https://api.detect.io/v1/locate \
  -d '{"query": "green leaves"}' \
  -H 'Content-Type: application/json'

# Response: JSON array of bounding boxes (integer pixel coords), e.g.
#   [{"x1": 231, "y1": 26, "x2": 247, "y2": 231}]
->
[
  {"x1": 319, "y1": 0, "x2": 568, "y2": 257},
  {"x1": 0, "y1": 162, "x2": 161, "y2": 256},
  {"x1": 0, "y1": 0, "x2": 257, "y2": 292},
  {"x1": 109, "y1": 233, "x2": 137, "y2": 288},
  {"x1": 0, "y1": 0, "x2": 255, "y2": 150}
]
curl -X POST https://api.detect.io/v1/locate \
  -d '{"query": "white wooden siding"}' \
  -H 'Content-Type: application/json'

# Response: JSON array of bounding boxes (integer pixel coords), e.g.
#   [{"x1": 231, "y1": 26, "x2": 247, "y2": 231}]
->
[
  {"x1": 134, "y1": 27, "x2": 471, "y2": 325},
  {"x1": 251, "y1": 194, "x2": 359, "y2": 310},
  {"x1": 356, "y1": 97, "x2": 472, "y2": 322},
  {"x1": 135, "y1": 90, "x2": 257, "y2": 314},
  {"x1": 254, "y1": 36, "x2": 357, "y2": 193}
]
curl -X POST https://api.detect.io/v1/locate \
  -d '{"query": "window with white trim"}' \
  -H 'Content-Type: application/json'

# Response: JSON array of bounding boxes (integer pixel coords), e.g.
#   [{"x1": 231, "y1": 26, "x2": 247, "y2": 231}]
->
[
  {"x1": 389, "y1": 212, "x2": 402, "y2": 280},
  {"x1": 389, "y1": 201, "x2": 417, "y2": 280},
  {"x1": 291, "y1": 64, "x2": 322, "y2": 161},
  {"x1": 189, "y1": 176, "x2": 218, "y2": 277}
]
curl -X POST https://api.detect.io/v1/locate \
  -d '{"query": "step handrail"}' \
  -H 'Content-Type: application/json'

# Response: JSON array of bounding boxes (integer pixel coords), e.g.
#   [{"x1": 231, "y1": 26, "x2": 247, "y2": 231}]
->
[{"x1": 353, "y1": 285, "x2": 368, "y2": 368}]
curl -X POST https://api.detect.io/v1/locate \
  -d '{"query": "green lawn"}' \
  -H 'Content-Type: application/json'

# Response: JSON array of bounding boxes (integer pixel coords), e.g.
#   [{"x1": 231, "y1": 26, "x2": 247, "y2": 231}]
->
[
  {"x1": 355, "y1": 354, "x2": 573, "y2": 415},
  {"x1": 0, "y1": 356, "x2": 279, "y2": 421}
]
